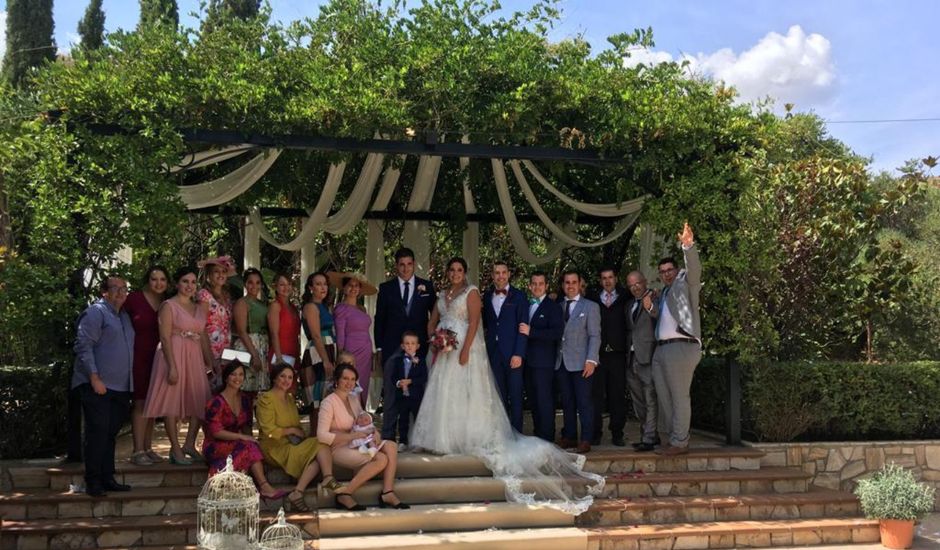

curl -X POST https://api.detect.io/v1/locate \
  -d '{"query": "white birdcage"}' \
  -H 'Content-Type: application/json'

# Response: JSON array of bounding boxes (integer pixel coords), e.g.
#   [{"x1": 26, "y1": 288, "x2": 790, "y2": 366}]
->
[
  {"x1": 197, "y1": 455, "x2": 260, "y2": 549},
  {"x1": 258, "y1": 507, "x2": 304, "y2": 550}
]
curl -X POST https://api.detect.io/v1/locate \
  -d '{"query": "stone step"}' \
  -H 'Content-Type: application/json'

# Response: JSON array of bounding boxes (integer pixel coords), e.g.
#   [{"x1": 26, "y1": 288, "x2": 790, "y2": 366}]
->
[
  {"x1": 313, "y1": 527, "x2": 589, "y2": 550},
  {"x1": 319, "y1": 501, "x2": 574, "y2": 537},
  {"x1": 0, "y1": 476, "x2": 512, "y2": 520},
  {"x1": 7, "y1": 446, "x2": 763, "y2": 490},
  {"x1": 602, "y1": 467, "x2": 811, "y2": 498},
  {"x1": 581, "y1": 490, "x2": 860, "y2": 526},
  {"x1": 0, "y1": 511, "x2": 317, "y2": 549},
  {"x1": 586, "y1": 517, "x2": 881, "y2": 548}
]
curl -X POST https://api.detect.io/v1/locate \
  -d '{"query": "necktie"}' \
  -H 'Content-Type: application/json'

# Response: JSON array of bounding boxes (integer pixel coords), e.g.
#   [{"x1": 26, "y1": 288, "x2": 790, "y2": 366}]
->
[
  {"x1": 604, "y1": 292, "x2": 613, "y2": 307},
  {"x1": 402, "y1": 281, "x2": 410, "y2": 312},
  {"x1": 632, "y1": 301, "x2": 641, "y2": 322},
  {"x1": 654, "y1": 287, "x2": 669, "y2": 339},
  {"x1": 565, "y1": 299, "x2": 574, "y2": 322}
]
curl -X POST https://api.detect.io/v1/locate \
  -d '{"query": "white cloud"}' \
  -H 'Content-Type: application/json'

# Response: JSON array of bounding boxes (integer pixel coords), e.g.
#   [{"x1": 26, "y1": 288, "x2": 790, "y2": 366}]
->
[
  {"x1": 0, "y1": 12, "x2": 6, "y2": 62},
  {"x1": 624, "y1": 25, "x2": 837, "y2": 108}
]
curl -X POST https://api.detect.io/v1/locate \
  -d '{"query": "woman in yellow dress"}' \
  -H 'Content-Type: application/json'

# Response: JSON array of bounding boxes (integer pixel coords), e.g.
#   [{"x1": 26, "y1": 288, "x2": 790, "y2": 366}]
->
[{"x1": 256, "y1": 363, "x2": 343, "y2": 511}]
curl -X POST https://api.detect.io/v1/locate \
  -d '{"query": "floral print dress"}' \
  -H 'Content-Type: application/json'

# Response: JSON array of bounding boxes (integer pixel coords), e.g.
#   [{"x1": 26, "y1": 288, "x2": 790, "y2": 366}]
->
[{"x1": 198, "y1": 288, "x2": 232, "y2": 360}]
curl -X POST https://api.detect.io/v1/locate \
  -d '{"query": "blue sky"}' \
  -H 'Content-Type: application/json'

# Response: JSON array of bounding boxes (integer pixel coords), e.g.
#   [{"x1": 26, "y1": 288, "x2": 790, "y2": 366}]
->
[{"x1": 2, "y1": 0, "x2": 937, "y2": 174}]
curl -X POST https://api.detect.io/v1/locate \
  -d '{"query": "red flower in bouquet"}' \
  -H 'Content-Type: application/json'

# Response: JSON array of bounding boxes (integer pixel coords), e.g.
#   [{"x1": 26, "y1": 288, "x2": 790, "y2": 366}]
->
[{"x1": 430, "y1": 328, "x2": 459, "y2": 353}]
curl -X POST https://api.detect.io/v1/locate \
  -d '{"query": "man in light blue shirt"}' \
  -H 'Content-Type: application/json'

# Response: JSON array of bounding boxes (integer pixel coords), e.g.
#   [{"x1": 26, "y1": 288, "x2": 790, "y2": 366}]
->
[{"x1": 72, "y1": 276, "x2": 135, "y2": 497}]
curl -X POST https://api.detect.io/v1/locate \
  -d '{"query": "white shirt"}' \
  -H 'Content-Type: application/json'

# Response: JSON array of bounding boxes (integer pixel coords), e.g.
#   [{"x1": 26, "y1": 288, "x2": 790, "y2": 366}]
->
[
  {"x1": 563, "y1": 294, "x2": 580, "y2": 319},
  {"x1": 398, "y1": 275, "x2": 416, "y2": 303},
  {"x1": 529, "y1": 295, "x2": 544, "y2": 320},
  {"x1": 601, "y1": 289, "x2": 618, "y2": 306},
  {"x1": 656, "y1": 289, "x2": 685, "y2": 340},
  {"x1": 492, "y1": 285, "x2": 509, "y2": 317}
]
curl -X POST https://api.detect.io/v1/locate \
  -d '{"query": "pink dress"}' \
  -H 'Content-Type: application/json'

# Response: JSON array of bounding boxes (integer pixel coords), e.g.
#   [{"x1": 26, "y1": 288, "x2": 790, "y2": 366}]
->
[
  {"x1": 144, "y1": 300, "x2": 213, "y2": 420},
  {"x1": 333, "y1": 303, "x2": 373, "y2": 405},
  {"x1": 198, "y1": 288, "x2": 232, "y2": 359}
]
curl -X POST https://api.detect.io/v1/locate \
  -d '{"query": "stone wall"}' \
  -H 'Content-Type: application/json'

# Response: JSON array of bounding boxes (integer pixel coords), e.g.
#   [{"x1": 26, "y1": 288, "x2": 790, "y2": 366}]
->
[{"x1": 752, "y1": 440, "x2": 940, "y2": 510}]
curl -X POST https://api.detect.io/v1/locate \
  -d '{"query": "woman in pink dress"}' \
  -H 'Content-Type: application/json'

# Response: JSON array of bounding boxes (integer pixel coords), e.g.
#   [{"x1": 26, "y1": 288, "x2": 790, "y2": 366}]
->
[
  {"x1": 124, "y1": 266, "x2": 169, "y2": 466},
  {"x1": 330, "y1": 273, "x2": 377, "y2": 408},
  {"x1": 197, "y1": 256, "x2": 236, "y2": 385},
  {"x1": 145, "y1": 266, "x2": 215, "y2": 465}
]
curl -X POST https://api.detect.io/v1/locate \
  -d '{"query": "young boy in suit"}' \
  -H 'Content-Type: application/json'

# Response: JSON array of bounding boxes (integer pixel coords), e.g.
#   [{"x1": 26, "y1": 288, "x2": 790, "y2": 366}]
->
[{"x1": 383, "y1": 331, "x2": 428, "y2": 449}]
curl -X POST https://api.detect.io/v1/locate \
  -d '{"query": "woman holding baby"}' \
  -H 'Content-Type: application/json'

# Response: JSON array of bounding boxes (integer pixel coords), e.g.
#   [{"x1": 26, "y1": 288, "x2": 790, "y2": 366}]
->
[{"x1": 317, "y1": 363, "x2": 408, "y2": 510}]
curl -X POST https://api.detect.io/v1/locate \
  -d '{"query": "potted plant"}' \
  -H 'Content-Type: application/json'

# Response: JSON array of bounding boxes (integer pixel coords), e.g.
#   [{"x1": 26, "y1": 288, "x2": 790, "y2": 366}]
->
[{"x1": 854, "y1": 463, "x2": 936, "y2": 549}]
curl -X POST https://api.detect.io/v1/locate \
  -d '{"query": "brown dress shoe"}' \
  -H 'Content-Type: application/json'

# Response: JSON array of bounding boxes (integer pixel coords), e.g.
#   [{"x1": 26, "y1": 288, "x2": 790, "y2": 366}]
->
[
  {"x1": 576, "y1": 441, "x2": 591, "y2": 454},
  {"x1": 555, "y1": 437, "x2": 577, "y2": 450}
]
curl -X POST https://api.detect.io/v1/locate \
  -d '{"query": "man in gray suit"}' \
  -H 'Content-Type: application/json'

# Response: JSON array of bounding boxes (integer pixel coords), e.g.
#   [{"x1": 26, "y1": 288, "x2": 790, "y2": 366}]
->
[
  {"x1": 555, "y1": 270, "x2": 601, "y2": 453},
  {"x1": 652, "y1": 223, "x2": 702, "y2": 456},
  {"x1": 625, "y1": 271, "x2": 659, "y2": 452}
]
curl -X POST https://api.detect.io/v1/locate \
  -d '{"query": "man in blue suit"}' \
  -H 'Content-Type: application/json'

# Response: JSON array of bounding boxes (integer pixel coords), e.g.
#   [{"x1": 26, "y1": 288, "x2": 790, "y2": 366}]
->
[
  {"x1": 555, "y1": 270, "x2": 601, "y2": 454},
  {"x1": 482, "y1": 260, "x2": 528, "y2": 432},
  {"x1": 521, "y1": 271, "x2": 564, "y2": 442},
  {"x1": 375, "y1": 247, "x2": 437, "y2": 440}
]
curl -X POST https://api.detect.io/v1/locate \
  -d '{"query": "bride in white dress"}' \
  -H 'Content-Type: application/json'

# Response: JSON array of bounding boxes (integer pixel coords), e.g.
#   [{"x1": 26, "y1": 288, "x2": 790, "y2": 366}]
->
[{"x1": 410, "y1": 257, "x2": 604, "y2": 515}]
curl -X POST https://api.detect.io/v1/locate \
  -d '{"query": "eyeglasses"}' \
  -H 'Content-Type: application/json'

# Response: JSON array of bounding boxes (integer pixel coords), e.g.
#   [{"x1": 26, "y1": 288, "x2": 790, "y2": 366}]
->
[
  {"x1": 108, "y1": 286, "x2": 129, "y2": 293},
  {"x1": 628, "y1": 282, "x2": 645, "y2": 289}
]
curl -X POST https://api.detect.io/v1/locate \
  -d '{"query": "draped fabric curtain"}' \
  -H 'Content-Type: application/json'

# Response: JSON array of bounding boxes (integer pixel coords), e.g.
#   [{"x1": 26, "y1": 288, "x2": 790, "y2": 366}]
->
[{"x1": 172, "y1": 143, "x2": 647, "y2": 277}]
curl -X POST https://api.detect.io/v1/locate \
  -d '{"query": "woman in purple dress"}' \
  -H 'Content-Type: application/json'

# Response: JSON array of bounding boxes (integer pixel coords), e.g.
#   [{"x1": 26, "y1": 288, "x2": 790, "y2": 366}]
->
[{"x1": 330, "y1": 273, "x2": 378, "y2": 408}]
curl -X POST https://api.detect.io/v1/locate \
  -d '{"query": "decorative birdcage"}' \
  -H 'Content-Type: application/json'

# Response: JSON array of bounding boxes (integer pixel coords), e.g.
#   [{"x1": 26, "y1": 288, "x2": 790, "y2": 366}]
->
[
  {"x1": 258, "y1": 507, "x2": 304, "y2": 550},
  {"x1": 197, "y1": 455, "x2": 260, "y2": 549}
]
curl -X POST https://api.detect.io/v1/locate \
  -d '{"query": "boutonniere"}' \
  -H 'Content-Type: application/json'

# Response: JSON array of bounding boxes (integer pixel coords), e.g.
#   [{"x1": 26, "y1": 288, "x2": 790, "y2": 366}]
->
[{"x1": 417, "y1": 284, "x2": 427, "y2": 293}]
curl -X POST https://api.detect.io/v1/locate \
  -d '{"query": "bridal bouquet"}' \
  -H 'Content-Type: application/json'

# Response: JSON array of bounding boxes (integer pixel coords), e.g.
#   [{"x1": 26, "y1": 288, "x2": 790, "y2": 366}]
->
[{"x1": 430, "y1": 328, "x2": 459, "y2": 353}]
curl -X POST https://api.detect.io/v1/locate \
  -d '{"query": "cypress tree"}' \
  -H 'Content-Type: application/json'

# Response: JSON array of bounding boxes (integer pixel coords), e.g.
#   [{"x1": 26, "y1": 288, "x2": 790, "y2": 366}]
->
[
  {"x1": 2, "y1": 0, "x2": 56, "y2": 88},
  {"x1": 203, "y1": 0, "x2": 261, "y2": 32},
  {"x1": 138, "y1": 0, "x2": 179, "y2": 30},
  {"x1": 77, "y1": 0, "x2": 106, "y2": 51}
]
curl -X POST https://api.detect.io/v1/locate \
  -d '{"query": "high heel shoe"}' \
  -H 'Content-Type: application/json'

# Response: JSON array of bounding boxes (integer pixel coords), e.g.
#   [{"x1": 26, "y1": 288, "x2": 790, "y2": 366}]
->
[
  {"x1": 169, "y1": 454, "x2": 192, "y2": 466},
  {"x1": 259, "y1": 482, "x2": 289, "y2": 502},
  {"x1": 378, "y1": 490, "x2": 410, "y2": 510},
  {"x1": 319, "y1": 475, "x2": 344, "y2": 495},
  {"x1": 181, "y1": 448, "x2": 204, "y2": 462},
  {"x1": 334, "y1": 491, "x2": 366, "y2": 511},
  {"x1": 288, "y1": 490, "x2": 311, "y2": 513}
]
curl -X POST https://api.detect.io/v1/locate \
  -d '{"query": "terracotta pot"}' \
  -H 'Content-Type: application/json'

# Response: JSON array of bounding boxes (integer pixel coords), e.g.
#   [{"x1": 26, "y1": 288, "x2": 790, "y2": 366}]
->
[{"x1": 879, "y1": 518, "x2": 915, "y2": 549}]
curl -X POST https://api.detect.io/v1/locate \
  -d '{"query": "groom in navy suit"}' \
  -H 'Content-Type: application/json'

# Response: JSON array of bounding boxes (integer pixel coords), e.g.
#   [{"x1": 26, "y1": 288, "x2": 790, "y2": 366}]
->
[
  {"x1": 375, "y1": 247, "x2": 437, "y2": 440},
  {"x1": 521, "y1": 271, "x2": 564, "y2": 442},
  {"x1": 482, "y1": 261, "x2": 528, "y2": 432}
]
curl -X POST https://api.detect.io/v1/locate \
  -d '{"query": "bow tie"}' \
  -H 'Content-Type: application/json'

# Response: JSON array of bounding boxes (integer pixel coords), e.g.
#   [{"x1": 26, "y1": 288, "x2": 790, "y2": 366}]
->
[
  {"x1": 494, "y1": 288, "x2": 507, "y2": 296},
  {"x1": 529, "y1": 298, "x2": 539, "y2": 305}
]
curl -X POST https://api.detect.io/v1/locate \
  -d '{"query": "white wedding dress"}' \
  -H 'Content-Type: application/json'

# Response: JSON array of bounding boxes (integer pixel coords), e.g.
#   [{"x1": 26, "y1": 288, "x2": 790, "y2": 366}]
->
[{"x1": 410, "y1": 285, "x2": 604, "y2": 515}]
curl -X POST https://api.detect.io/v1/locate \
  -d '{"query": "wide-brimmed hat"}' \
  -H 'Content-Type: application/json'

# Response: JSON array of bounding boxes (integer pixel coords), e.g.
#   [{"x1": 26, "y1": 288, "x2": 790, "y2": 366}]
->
[
  {"x1": 327, "y1": 271, "x2": 378, "y2": 296},
  {"x1": 197, "y1": 255, "x2": 237, "y2": 278}
]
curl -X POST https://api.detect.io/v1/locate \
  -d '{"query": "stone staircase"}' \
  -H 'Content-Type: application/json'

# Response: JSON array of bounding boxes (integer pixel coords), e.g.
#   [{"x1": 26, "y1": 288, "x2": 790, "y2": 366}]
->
[{"x1": 0, "y1": 446, "x2": 880, "y2": 549}]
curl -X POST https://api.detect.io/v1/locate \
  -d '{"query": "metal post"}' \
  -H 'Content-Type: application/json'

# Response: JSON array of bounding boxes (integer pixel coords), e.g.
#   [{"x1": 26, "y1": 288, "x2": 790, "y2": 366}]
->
[{"x1": 725, "y1": 356, "x2": 742, "y2": 446}]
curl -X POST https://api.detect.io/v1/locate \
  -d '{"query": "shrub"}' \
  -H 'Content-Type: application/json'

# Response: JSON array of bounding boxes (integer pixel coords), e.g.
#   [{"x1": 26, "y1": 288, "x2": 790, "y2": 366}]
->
[
  {"x1": 692, "y1": 360, "x2": 940, "y2": 442},
  {"x1": 855, "y1": 464, "x2": 935, "y2": 521},
  {"x1": 0, "y1": 363, "x2": 71, "y2": 458}
]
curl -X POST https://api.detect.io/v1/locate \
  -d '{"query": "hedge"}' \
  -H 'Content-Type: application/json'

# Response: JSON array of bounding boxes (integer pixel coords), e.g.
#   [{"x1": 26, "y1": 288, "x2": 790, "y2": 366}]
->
[
  {"x1": 0, "y1": 363, "x2": 71, "y2": 458},
  {"x1": 692, "y1": 359, "x2": 940, "y2": 442}
]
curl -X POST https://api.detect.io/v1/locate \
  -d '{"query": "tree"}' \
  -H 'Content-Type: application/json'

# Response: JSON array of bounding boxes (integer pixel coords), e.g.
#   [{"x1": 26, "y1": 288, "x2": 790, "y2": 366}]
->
[
  {"x1": 77, "y1": 0, "x2": 106, "y2": 51},
  {"x1": 138, "y1": 0, "x2": 179, "y2": 30},
  {"x1": 2, "y1": 0, "x2": 56, "y2": 88},
  {"x1": 203, "y1": 0, "x2": 261, "y2": 31}
]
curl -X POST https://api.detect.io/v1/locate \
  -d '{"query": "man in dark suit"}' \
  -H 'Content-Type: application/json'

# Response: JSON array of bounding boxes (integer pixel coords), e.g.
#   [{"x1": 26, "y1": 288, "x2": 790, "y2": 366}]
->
[
  {"x1": 383, "y1": 331, "x2": 428, "y2": 446},
  {"x1": 375, "y1": 247, "x2": 437, "y2": 440},
  {"x1": 555, "y1": 270, "x2": 601, "y2": 453},
  {"x1": 625, "y1": 270, "x2": 659, "y2": 452},
  {"x1": 520, "y1": 271, "x2": 564, "y2": 442},
  {"x1": 587, "y1": 266, "x2": 630, "y2": 446},
  {"x1": 482, "y1": 260, "x2": 529, "y2": 431}
]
